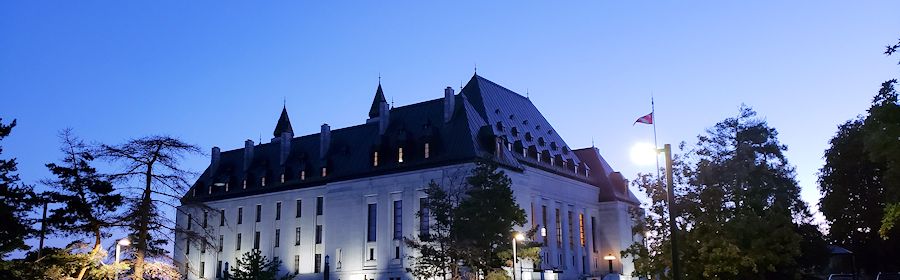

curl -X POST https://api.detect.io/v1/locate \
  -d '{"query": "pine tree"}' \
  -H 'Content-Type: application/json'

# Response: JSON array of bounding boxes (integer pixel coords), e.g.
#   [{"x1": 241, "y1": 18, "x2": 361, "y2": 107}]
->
[
  {"x1": 229, "y1": 249, "x2": 296, "y2": 280},
  {"x1": 0, "y1": 118, "x2": 38, "y2": 258},
  {"x1": 42, "y1": 130, "x2": 124, "y2": 280}
]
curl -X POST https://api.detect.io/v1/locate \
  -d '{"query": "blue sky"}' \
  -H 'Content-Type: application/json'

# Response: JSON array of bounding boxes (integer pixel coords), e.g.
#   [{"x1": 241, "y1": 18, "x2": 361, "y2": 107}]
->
[{"x1": 2, "y1": 1, "x2": 899, "y2": 252}]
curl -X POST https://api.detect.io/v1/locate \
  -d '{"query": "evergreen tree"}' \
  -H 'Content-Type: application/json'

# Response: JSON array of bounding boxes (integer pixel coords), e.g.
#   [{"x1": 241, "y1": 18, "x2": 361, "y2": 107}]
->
[
  {"x1": 0, "y1": 118, "x2": 38, "y2": 258},
  {"x1": 229, "y1": 249, "x2": 296, "y2": 280},
  {"x1": 100, "y1": 136, "x2": 204, "y2": 280},
  {"x1": 42, "y1": 130, "x2": 124, "y2": 280}
]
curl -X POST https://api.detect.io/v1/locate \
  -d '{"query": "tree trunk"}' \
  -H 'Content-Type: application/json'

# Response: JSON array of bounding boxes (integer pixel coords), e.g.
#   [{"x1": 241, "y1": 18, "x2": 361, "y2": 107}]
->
[{"x1": 133, "y1": 167, "x2": 153, "y2": 280}]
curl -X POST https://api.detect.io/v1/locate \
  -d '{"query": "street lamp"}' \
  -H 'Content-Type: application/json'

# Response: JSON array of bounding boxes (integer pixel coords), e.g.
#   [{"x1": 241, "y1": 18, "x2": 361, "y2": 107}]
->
[
  {"x1": 631, "y1": 143, "x2": 680, "y2": 280},
  {"x1": 603, "y1": 254, "x2": 617, "y2": 274},
  {"x1": 115, "y1": 238, "x2": 131, "y2": 280},
  {"x1": 512, "y1": 232, "x2": 525, "y2": 280}
]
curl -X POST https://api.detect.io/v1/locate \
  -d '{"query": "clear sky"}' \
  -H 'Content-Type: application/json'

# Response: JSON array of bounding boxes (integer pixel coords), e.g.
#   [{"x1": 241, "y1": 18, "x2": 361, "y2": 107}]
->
[{"x1": 2, "y1": 1, "x2": 899, "y2": 252}]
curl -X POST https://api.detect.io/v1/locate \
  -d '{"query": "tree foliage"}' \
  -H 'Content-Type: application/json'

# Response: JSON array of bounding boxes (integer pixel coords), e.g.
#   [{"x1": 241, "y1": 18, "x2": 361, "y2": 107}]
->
[
  {"x1": 43, "y1": 130, "x2": 124, "y2": 280},
  {"x1": 625, "y1": 106, "x2": 825, "y2": 280},
  {"x1": 100, "y1": 136, "x2": 203, "y2": 280},
  {"x1": 406, "y1": 161, "x2": 528, "y2": 279},
  {"x1": 0, "y1": 118, "x2": 39, "y2": 258},
  {"x1": 228, "y1": 249, "x2": 296, "y2": 280}
]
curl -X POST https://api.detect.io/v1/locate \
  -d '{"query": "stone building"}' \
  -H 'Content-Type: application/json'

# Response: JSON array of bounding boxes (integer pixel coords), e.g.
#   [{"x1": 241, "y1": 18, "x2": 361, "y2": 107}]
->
[{"x1": 174, "y1": 74, "x2": 641, "y2": 280}]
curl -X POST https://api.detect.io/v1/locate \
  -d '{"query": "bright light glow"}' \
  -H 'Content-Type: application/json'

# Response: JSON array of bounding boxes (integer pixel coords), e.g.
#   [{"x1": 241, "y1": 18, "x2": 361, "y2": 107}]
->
[
  {"x1": 630, "y1": 142, "x2": 658, "y2": 166},
  {"x1": 514, "y1": 233, "x2": 525, "y2": 241},
  {"x1": 118, "y1": 238, "x2": 131, "y2": 246},
  {"x1": 603, "y1": 254, "x2": 617, "y2": 260},
  {"x1": 540, "y1": 227, "x2": 547, "y2": 237}
]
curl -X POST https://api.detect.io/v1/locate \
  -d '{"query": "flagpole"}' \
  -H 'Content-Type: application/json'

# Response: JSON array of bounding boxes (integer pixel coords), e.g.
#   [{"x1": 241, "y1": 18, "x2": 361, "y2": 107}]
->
[{"x1": 652, "y1": 94, "x2": 661, "y2": 182}]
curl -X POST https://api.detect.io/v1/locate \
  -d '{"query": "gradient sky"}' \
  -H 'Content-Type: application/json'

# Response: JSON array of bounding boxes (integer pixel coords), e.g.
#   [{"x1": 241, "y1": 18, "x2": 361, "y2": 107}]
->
[{"x1": 2, "y1": 1, "x2": 899, "y2": 253}]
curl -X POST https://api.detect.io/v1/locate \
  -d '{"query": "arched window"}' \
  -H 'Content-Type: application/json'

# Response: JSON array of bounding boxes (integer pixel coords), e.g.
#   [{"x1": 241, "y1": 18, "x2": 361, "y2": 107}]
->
[
  {"x1": 398, "y1": 147, "x2": 404, "y2": 163},
  {"x1": 424, "y1": 143, "x2": 430, "y2": 159},
  {"x1": 300, "y1": 170, "x2": 306, "y2": 181},
  {"x1": 321, "y1": 167, "x2": 327, "y2": 177}
]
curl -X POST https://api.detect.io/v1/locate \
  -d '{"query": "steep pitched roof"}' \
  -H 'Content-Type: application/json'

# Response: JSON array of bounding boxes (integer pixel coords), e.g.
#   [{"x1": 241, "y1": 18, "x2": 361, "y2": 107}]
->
[
  {"x1": 187, "y1": 75, "x2": 634, "y2": 203},
  {"x1": 368, "y1": 84, "x2": 387, "y2": 118},
  {"x1": 273, "y1": 106, "x2": 293, "y2": 137}
]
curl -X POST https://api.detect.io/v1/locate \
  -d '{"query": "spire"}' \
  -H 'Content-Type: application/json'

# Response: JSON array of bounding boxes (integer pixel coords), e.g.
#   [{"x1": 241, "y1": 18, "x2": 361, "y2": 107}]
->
[
  {"x1": 273, "y1": 106, "x2": 294, "y2": 137},
  {"x1": 368, "y1": 83, "x2": 387, "y2": 118}
]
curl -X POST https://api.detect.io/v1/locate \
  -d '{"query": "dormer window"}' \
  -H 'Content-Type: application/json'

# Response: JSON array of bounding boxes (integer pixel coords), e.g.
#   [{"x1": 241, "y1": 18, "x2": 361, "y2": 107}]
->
[
  {"x1": 373, "y1": 152, "x2": 379, "y2": 167},
  {"x1": 424, "y1": 143, "x2": 430, "y2": 159},
  {"x1": 538, "y1": 137, "x2": 545, "y2": 146},
  {"x1": 261, "y1": 177, "x2": 266, "y2": 187},
  {"x1": 208, "y1": 185, "x2": 213, "y2": 194},
  {"x1": 525, "y1": 133, "x2": 533, "y2": 142},
  {"x1": 507, "y1": 142, "x2": 512, "y2": 151},
  {"x1": 280, "y1": 174, "x2": 285, "y2": 183},
  {"x1": 242, "y1": 179, "x2": 247, "y2": 189},
  {"x1": 225, "y1": 182, "x2": 229, "y2": 192},
  {"x1": 511, "y1": 127, "x2": 519, "y2": 137},
  {"x1": 192, "y1": 188, "x2": 197, "y2": 197},
  {"x1": 300, "y1": 170, "x2": 306, "y2": 181},
  {"x1": 398, "y1": 147, "x2": 404, "y2": 163},
  {"x1": 321, "y1": 167, "x2": 327, "y2": 177},
  {"x1": 495, "y1": 122, "x2": 504, "y2": 132}
]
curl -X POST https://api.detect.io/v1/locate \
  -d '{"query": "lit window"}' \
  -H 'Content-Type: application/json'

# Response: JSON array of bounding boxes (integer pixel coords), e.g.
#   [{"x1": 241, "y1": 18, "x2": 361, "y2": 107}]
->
[
  {"x1": 300, "y1": 170, "x2": 306, "y2": 181},
  {"x1": 579, "y1": 214, "x2": 585, "y2": 246},
  {"x1": 373, "y1": 152, "x2": 379, "y2": 167},
  {"x1": 281, "y1": 174, "x2": 285, "y2": 183},
  {"x1": 261, "y1": 177, "x2": 266, "y2": 187},
  {"x1": 321, "y1": 167, "x2": 327, "y2": 177},
  {"x1": 424, "y1": 143, "x2": 430, "y2": 159},
  {"x1": 208, "y1": 185, "x2": 212, "y2": 194},
  {"x1": 225, "y1": 182, "x2": 229, "y2": 192},
  {"x1": 242, "y1": 179, "x2": 247, "y2": 189},
  {"x1": 398, "y1": 147, "x2": 404, "y2": 163}
]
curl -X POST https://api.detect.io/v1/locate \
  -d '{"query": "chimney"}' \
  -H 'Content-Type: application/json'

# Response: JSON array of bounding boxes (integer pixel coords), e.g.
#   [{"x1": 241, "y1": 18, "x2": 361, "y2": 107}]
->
[
  {"x1": 320, "y1": 123, "x2": 331, "y2": 159},
  {"x1": 444, "y1": 86, "x2": 455, "y2": 123},
  {"x1": 279, "y1": 132, "x2": 291, "y2": 166},
  {"x1": 243, "y1": 140, "x2": 254, "y2": 171},
  {"x1": 211, "y1": 146, "x2": 221, "y2": 167},
  {"x1": 378, "y1": 102, "x2": 390, "y2": 135}
]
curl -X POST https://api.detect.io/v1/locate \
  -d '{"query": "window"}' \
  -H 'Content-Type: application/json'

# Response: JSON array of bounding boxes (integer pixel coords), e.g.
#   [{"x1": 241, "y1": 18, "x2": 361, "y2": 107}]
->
[
  {"x1": 225, "y1": 182, "x2": 229, "y2": 192},
  {"x1": 321, "y1": 167, "x2": 327, "y2": 177},
  {"x1": 237, "y1": 207, "x2": 243, "y2": 224},
  {"x1": 201, "y1": 241, "x2": 206, "y2": 253},
  {"x1": 218, "y1": 235, "x2": 223, "y2": 252},
  {"x1": 369, "y1": 248, "x2": 375, "y2": 260},
  {"x1": 295, "y1": 199, "x2": 302, "y2": 218},
  {"x1": 393, "y1": 200, "x2": 402, "y2": 240},
  {"x1": 200, "y1": 262, "x2": 205, "y2": 278},
  {"x1": 255, "y1": 204, "x2": 262, "y2": 223},
  {"x1": 203, "y1": 211, "x2": 208, "y2": 229},
  {"x1": 187, "y1": 214, "x2": 192, "y2": 230},
  {"x1": 295, "y1": 227, "x2": 302, "y2": 245},
  {"x1": 300, "y1": 170, "x2": 306, "y2": 181},
  {"x1": 275, "y1": 229, "x2": 281, "y2": 247},
  {"x1": 591, "y1": 217, "x2": 597, "y2": 252},
  {"x1": 542, "y1": 205, "x2": 548, "y2": 243},
  {"x1": 373, "y1": 152, "x2": 379, "y2": 167},
  {"x1": 219, "y1": 209, "x2": 225, "y2": 226},
  {"x1": 395, "y1": 246, "x2": 401, "y2": 259},
  {"x1": 281, "y1": 173, "x2": 285, "y2": 183},
  {"x1": 276, "y1": 202, "x2": 282, "y2": 220},
  {"x1": 236, "y1": 233, "x2": 242, "y2": 250},
  {"x1": 579, "y1": 214, "x2": 585, "y2": 247},
  {"x1": 315, "y1": 225, "x2": 322, "y2": 244},
  {"x1": 208, "y1": 185, "x2": 212, "y2": 194},
  {"x1": 192, "y1": 188, "x2": 196, "y2": 197},
  {"x1": 555, "y1": 209, "x2": 562, "y2": 248},
  {"x1": 186, "y1": 240, "x2": 190, "y2": 255},
  {"x1": 253, "y1": 231, "x2": 260, "y2": 250},
  {"x1": 424, "y1": 143, "x2": 430, "y2": 158},
  {"x1": 314, "y1": 254, "x2": 322, "y2": 273},
  {"x1": 568, "y1": 211, "x2": 574, "y2": 248},
  {"x1": 242, "y1": 179, "x2": 247, "y2": 189},
  {"x1": 367, "y1": 203, "x2": 377, "y2": 242},
  {"x1": 217, "y1": 261, "x2": 222, "y2": 278},
  {"x1": 398, "y1": 147, "x2": 404, "y2": 163},
  {"x1": 261, "y1": 176, "x2": 266, "y2": 187},
  {"x1": 316, "y1": 197, "x2": 323, "y2": 215},
  {"x1": 419, "y1": 198, "x2": 430, "y2": 237},
  {"x1": 294, "y1": 255, "x2": 300, "y2": 274}
]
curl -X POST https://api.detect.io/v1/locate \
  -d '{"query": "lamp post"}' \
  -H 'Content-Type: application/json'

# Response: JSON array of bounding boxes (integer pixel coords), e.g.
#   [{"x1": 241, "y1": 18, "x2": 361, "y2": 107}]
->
[
  {"x1": 512, "y1": 232, "x2": 525, "y2": 280},
  {"x1": 603, "y1": 254, "x2": 617, "y2": 274},
  {"x1": 631, "y1": 143, "x2": 680, "y2": 280},
  {"x1": 115, "y1": 238, "x2": 131, "y2": 280}
]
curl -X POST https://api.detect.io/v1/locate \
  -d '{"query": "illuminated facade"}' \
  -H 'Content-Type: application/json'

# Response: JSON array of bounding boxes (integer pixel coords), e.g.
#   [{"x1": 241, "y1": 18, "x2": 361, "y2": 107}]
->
[{"x1": 174, "y1": 74, "x2": 640, "y2": 280}]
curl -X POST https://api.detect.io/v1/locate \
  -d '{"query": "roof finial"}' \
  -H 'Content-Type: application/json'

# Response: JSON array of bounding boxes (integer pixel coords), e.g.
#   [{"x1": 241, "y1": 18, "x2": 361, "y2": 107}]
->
[
  {"x1": 378, "y1": 72, "x2": 381, "y2": 84},
  {"x1": 391, "y1": 97, "x2": 395, "y2": 108},
  {"x1": 526, "y1": 88, "x2": 529, "y2": 99},
  {"x1": 283, "y1": 96, "x2": 286, "y2": 107},
  {"x1": 591, "y1": 137, "x2": 595, "y2": 148},
  {"x1": 474, "y1": 63, "x2": 477, "y2": 75}
]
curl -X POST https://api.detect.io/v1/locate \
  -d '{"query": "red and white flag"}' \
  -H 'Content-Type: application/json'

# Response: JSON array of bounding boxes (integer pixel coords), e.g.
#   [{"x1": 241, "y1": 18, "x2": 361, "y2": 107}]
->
[{"x1": 633, "y1": 112, "x2": 653, "y2": 125}]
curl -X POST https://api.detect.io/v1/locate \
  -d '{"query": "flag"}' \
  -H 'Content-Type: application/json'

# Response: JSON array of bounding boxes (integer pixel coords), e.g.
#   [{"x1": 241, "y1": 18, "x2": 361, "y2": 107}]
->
[{"x1": 633, "y1": 112, "x2": 653, "y2": 125}]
